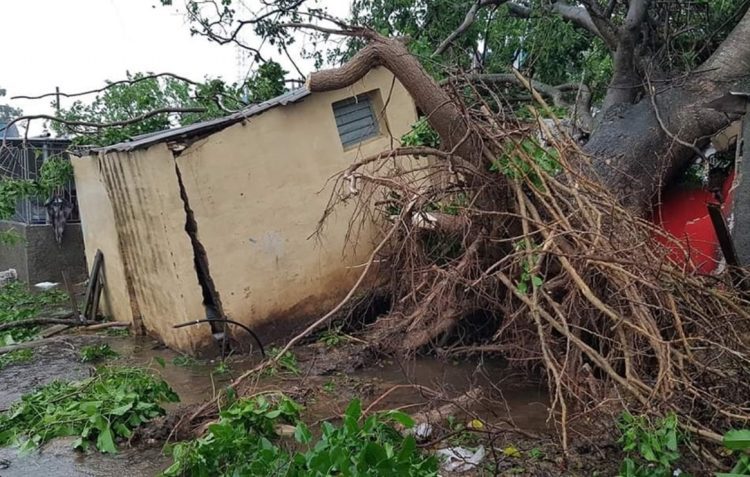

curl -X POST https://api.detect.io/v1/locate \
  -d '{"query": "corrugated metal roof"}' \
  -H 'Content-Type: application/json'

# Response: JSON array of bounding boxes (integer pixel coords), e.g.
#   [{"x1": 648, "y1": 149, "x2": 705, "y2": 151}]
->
[{"x1": 96, "y1": 87, "x2": 311, "y2": 154}]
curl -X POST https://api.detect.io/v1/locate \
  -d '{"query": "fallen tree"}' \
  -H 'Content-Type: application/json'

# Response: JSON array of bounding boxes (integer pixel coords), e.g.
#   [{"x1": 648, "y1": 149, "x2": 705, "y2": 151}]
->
[
  {"x1": 158, "y1": 1, "x2": 750, "y2": 463},
  {"x1": 312, "y1": 76, "x2": 750, "y2": 460}
]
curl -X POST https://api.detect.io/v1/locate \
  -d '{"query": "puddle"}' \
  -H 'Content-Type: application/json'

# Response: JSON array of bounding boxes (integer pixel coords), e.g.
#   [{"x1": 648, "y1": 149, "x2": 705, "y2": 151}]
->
[
  {"x1": 0, "y1": 334, "x2": 549, "y2": 476},
  {"x1": 0, "y1": 438, "x2": 169, "y2": 477}
]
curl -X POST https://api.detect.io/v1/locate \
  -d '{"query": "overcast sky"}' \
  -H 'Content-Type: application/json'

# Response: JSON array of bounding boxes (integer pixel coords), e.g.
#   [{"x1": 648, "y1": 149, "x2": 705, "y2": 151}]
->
[{"x1": 1, "y1": 0, "x2": 350, "y2": 134}]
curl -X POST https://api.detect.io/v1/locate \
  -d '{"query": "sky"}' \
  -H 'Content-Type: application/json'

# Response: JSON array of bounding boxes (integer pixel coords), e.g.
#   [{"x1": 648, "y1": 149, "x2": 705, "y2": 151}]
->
[{"x1": 0, "y1": 0, "x2": 350, "y2": 135}]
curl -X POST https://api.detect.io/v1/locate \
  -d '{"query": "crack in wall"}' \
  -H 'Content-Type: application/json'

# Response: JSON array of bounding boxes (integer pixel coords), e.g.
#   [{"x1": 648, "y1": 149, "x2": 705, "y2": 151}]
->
[{"x1": 172, "y1": 157, "x2": 225, "y2": 337}]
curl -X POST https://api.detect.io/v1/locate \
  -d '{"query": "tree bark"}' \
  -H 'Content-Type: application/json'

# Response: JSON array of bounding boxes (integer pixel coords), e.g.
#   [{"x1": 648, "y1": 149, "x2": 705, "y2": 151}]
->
[{"x1": 587, "y1": 8, "x2": 750, "y2": 212}]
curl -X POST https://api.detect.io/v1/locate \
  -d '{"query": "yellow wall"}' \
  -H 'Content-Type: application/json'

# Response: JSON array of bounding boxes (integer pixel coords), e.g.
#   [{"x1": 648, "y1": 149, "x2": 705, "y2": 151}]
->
[
  {"x1": 73, "y1": 146, "x2": 213, "y2": 353},
  {"x1": 74, "y1": 67, "x2": 417, "y2": 353},
  {"x1": 72, "y1": 152, "x2": 133, "y2": 326}
]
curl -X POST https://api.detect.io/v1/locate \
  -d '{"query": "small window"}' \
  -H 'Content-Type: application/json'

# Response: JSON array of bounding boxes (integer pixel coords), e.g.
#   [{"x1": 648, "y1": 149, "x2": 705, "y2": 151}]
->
[{"x1": 332, "y1": 94, "x2": 379, "y2": 148}]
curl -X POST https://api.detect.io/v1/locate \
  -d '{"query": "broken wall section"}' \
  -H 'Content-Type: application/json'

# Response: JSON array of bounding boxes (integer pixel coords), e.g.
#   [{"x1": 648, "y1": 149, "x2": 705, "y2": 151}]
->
[{"x1": 73, "y1": 146, "x2": 213, "y2": 353}]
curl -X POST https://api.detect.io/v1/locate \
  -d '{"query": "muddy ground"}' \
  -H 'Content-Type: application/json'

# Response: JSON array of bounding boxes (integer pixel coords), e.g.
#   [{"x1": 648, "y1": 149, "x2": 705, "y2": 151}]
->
[{"x1": 0, "y1": 331, "x2": 624, "y2": 476}]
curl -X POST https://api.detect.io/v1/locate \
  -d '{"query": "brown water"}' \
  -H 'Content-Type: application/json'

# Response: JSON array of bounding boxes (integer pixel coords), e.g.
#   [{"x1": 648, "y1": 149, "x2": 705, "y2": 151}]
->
[{"x1": 0, "y1": 335, "x2": 549, "y2": 476}]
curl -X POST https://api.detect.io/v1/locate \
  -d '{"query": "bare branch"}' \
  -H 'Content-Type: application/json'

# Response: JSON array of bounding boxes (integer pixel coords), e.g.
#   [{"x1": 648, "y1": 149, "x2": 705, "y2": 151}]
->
[
  {"x1": 12, "y1": 72, "x2": 248, "y2": 114},
  {"x1": 558, "y1": 1, "x2": 617, "y2": 50},
  {"x1": 433, "y1": 0, "x2": 508, "y2": 57},
  {"x1": 12, "y1": 73, "x2": 204, "y2": 101},
  {"x1": 433, "y1": 0, "x2": 618, "y2": 58},
  {"x1": 2, "y1": 107, "x2": 206, "y2": 144}
]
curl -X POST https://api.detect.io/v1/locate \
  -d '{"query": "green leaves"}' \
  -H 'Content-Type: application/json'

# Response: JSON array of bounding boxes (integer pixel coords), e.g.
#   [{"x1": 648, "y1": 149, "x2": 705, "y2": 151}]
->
[
  {"x1": 617, "y1": 412, "x2": 683, "y2": 477},
  {"x1": 164, "y1": 395, "x2": 438, "y2": 477},
  {"x1": 724, "y1": 430, "x2": 750, "y2": 451},
  {"x1": 0, "y1": 367, "x2": 179, "y2": 454},
  {"x1": 721, "y1": 429, "x2": 750, "y2": 476},
  {"x1": 490, "y1": 138, "x2": 561, "y2": 190},
  {"x1": 54, "y1": 64, "x2": 288, "y2": 147},
  {"x1": 401, "y1": 118, "x2": 440, "y2": 148},
  {"x1": 79, "y1": 344, "x2": 119, "y2": 363}
]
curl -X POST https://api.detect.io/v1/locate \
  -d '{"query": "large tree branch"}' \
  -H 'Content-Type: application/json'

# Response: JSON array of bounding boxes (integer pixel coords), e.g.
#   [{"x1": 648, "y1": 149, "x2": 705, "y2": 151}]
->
[
  {"x1": 700, "y1": 7, "x2": 750, "y2": 82},
  {"x1": 600, "y1": 0, "x2": 652, "y2": 112}
]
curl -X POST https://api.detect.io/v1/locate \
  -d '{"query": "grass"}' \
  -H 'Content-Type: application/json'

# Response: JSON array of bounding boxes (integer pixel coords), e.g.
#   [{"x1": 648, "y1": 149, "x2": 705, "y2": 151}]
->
[
  {"x1": 0, "y1": 366, "x2": 179, "y2": 453},
  {"x1": 0, "y1": 349, "x2": 33, "y2": 369}
]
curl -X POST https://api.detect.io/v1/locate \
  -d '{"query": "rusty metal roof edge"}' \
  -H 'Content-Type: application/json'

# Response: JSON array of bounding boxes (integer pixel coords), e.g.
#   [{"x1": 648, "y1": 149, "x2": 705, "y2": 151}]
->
[{"x1": 93, "y1": 87, "x2": 311, "y2": 154}]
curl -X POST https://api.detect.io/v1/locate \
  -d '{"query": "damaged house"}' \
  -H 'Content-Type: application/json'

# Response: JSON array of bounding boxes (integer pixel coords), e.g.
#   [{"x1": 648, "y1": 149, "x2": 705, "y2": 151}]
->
[{"x1": 72, "y1": 67, "x2": 417, "y2": 355}]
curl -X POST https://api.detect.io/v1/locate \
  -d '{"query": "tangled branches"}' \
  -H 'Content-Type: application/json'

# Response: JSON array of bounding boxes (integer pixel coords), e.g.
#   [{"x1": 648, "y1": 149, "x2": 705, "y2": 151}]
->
[{"x1": 323, "y1": 75, "x2": 750, "y2": 456}]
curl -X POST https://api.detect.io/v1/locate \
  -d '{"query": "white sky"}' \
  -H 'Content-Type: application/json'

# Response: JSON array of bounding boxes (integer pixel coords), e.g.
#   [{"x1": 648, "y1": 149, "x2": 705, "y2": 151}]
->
[{"x1": 0, "y1": 0, "x2": 351, "y2": 135}]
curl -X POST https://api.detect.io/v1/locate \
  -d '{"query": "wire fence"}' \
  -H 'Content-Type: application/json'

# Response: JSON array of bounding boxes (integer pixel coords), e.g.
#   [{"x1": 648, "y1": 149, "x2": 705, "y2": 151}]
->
[{"x1": 0, "y1": 139, "x2": 80, "y2": 224}]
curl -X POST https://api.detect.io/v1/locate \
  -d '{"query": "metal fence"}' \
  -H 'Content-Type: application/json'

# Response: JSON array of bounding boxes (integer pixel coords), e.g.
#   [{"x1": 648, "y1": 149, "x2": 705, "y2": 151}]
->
[{"x1": 0, "y1": 138, "x2": 80, "y2": 224}]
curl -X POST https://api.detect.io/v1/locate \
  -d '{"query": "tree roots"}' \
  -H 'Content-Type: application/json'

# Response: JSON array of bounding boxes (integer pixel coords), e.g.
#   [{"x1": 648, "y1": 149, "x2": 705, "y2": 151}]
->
[{"x1": 320, "y1": 77, "x2": 750, "y2": 455}]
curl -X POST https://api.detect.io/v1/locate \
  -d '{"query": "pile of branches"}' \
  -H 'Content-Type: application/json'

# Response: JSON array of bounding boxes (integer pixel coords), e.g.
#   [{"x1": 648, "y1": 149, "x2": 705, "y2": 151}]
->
[{"x1": 323, "y1": 75, "x2": 750, "y2": 456}]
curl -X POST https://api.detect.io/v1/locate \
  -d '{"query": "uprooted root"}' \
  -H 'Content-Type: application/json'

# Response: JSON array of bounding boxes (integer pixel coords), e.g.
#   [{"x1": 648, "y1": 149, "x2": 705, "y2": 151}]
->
[{"x1": 318, "y1": 77, "x2": 750, "y2": 456}]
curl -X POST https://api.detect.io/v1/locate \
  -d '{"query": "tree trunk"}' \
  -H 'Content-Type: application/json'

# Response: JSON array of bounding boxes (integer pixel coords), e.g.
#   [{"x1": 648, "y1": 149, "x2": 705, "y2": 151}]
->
[{"x1": 587, "y1": 8, "x2": 750, "y2": 212}]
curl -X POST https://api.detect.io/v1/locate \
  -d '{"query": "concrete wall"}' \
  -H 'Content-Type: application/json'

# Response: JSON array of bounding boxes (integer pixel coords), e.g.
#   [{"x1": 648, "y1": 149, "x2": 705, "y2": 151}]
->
[
  {"x1": 73, "y1": 67, "x2": 417, "y2": 354},
  {"x1": 0, "y1": 221, "x2": 87, "y2": 284},
  {"x1": 73, "y1": 147, "x2": 213, "y2": 353}
]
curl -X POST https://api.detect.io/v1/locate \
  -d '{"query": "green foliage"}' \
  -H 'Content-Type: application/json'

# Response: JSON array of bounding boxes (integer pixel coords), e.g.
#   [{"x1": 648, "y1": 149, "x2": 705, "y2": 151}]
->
[
  {"x1": 172, "y1": 355, "x2": 199, "y2": 367},
  {"x1": 513, "y1": 240, "x2": 543, "y2": 295},
  {"x1": 490, "y1": 138, "x2": 560, "y2": 189},
  {"x1": 54, "y1": 65, "x2": 287, "y2": 147},
  {"x1": 0, "y1": 85, "x2": 21, "y2": 124},
  {"x1": 0, "y1": 282, "x2": 67, "y2": 346},
  {"x1": 0, "y1": 366, "x2": 179, "y2": 453},
  {"x1": 264, "y1": 347, "x2": 300, "y2": 376},
  {"x1": 213, "y1": 361, "x2": 230, "y2": 375},
  {"x1": 617, "y1": 412, "x2": 684, "y2": 477},
  {"x1": 401, "y1": 118, "x2": 440, "y2": 148},
  {"x1": 0, "y1": 153, "x2": 73, "y2": 241},
  {"x1": 719, "y1": 429, "x2": 750, "y2": 476},
  {"x1": 0, "y1": 349, "x2": 33, "y2": 369},
  {"x1": 0, "y1": 178, "x2": 38, "y2": 220},
  {"x1": 36, "y1": 156, "x2": 74, "y2": 194},
  {"x1": 320, "y1": 328, "x2": 347, "y2": 348},
  {"x1": 79, "y1": 344, "x2": 119, "y2": 363},
  {"x1": 163, "y1": 395, "x2": 437, "y2": 477}
]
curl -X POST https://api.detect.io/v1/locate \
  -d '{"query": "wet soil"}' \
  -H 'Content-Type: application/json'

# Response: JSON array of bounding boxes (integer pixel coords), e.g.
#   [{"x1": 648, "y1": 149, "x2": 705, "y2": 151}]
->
[{"x1": 0, "y1": 332, "x2": 619, "y2": 476}]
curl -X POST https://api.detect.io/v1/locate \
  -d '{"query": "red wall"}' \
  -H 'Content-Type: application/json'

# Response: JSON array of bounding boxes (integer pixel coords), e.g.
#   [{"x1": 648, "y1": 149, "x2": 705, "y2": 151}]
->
[{"x1": 651, "y1": 172, "x2": 734, "y2": 274}]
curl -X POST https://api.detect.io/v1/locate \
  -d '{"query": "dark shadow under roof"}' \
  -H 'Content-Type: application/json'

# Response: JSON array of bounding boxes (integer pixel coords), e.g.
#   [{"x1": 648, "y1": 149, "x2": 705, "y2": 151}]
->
[{"x1": 96, "y1": 87, "x2": 311, "y2": 154}]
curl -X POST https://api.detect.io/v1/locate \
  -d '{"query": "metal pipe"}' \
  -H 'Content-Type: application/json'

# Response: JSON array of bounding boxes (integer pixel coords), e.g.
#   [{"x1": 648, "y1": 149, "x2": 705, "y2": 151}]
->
[{"x1": 173, "y1": 318, "x2": 265, "y2": 358}]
